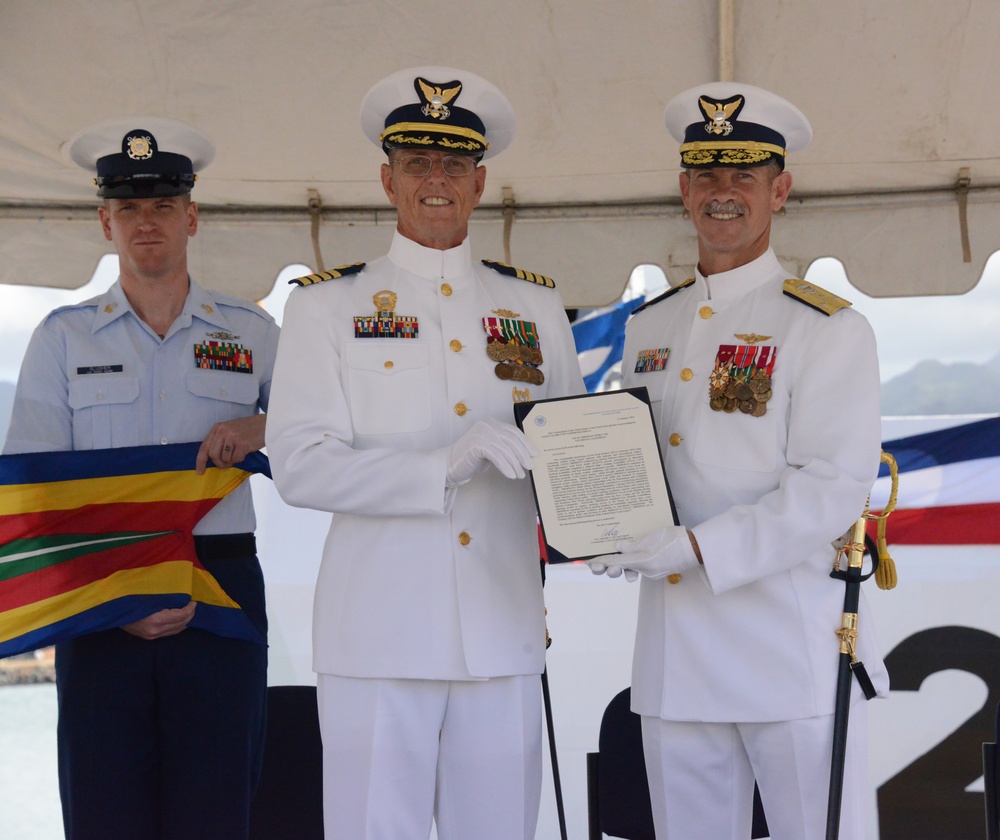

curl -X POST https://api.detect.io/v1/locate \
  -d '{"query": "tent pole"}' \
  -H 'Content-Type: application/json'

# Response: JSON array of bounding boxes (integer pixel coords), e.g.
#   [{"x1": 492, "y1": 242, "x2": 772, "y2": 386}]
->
[{"x1": 719, "y1": 0, "x2": 735, "y2": 81}]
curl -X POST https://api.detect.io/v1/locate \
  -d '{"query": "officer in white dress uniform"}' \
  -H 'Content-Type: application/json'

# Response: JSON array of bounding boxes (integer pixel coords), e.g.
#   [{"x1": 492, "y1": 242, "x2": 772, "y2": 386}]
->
[
  {"x1": 3, "y1": 118, "x2": 277, "y2": 839},
  {"x1": 588, "y1": 83, "x2": 889, "y2": 839},
  {"x1": 265, "y1": 67, "x2": 584, "y2": 840}
]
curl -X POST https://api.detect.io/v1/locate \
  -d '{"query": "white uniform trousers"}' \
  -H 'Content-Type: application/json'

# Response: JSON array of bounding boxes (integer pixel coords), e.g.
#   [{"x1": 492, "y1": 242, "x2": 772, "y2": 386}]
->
[
  {"x1": 317, "y1": 673, "x2": 542, "y2": 840},
  {"x1": 641, "y1": 704, "x2": 869, "y2": 840}
]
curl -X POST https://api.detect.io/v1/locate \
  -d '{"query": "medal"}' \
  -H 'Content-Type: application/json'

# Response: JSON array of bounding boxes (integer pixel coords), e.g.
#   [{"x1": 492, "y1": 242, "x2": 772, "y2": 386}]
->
[
  {"x1": 709, "y1": 339, "x2": 776, "y2": 416},
  {"x1": 482, "y1": 311, "x2": 544, "y2": 383}
]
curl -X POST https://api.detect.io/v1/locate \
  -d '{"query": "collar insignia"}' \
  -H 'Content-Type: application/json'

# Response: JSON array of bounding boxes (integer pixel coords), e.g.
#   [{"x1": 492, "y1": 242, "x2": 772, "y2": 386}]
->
[
  {"x1": 104, "y1": 303, "x2": 117, "y2": 314},
  {"x1": 201, "y1": 304, "x2": 214, "y2": 315}
]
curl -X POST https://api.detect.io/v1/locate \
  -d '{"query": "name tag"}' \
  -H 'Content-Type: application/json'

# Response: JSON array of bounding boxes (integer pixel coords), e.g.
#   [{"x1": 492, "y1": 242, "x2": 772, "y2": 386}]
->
[{"x1": 76, "y1": 365, "x2": 123, "y2": 375}]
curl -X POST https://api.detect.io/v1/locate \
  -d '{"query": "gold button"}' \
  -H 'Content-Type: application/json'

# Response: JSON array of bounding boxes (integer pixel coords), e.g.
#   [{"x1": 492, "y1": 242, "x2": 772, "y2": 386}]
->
[
  {"x1": 384, "y1": 360, "x2": 394, "y2": 369},
  {"x1": 699, "y1": 306, "x2": 713, "y2": 319},
  {"x1": 458, "y1": 531, "x2": 471, "y2": 546},
  {"x1": 680, "y1": 368, "x2": 693, "y2": 381},
  {"x1": 449, "y1": 339, "x2": 463, "y2": 352},
  {"x1": 669, "y1": 433, "x2": 682, "y2": 447},
  {"x1": 441, "y1": 283, "x2": 453, "y2": 296},
  {"x1": 454, "y1": 403, "x2": 467, "y2": 416}
]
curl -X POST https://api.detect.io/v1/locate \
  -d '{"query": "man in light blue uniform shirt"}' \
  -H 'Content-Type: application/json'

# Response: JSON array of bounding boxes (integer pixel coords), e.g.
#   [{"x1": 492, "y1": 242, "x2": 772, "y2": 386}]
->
[{"x1": 3, "y1": 117, "x2": 279, "y2": 840}]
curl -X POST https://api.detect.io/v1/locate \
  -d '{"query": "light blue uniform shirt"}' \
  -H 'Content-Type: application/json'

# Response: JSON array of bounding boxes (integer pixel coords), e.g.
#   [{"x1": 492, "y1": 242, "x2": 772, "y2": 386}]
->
[{"x1": 4, "y1": 278, "x2": 279, "y2": 534}]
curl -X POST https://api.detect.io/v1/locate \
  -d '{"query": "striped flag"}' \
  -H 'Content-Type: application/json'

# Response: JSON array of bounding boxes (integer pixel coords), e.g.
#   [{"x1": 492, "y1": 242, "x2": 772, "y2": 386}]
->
[
  {"x1": 572, "y1": 295, "x2": 644, "y2": 392},
  {"x1": 0, "y1": 442, "x2": 269, "y2": 657},
  {"x1": 872, "y1": 416, "x2": 1000, "y2": 544}
]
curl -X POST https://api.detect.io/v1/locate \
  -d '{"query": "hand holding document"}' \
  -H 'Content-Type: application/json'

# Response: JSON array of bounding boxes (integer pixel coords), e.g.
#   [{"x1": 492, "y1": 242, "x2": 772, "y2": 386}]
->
[{"x1": 514, "y1": 388, "x2": 678, "y2": 563}]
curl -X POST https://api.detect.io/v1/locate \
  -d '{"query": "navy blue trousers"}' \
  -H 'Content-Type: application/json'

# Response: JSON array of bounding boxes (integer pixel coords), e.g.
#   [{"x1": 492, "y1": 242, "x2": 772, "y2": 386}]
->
[{"x1": 55, "y1": 535, "x2": 268, "y2": 840}]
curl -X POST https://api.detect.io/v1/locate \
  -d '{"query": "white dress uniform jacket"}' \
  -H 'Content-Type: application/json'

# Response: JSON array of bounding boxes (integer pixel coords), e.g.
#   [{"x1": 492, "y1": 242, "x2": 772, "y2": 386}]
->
[
  {"x1": 622, "y1": 249, "x2": 888, "y2": 722},
  {"x1": 4, "y1": 279, "x2": 277, "y2": 534},
  {"x1": 266, "y1": 231, "x2": 585, "y2": 680}
]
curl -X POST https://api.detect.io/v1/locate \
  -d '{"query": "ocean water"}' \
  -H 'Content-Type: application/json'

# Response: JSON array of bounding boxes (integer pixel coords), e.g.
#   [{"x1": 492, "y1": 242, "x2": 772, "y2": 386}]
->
[{"x1": 0, "y1": 683, "x2": 62, "y2": 839}]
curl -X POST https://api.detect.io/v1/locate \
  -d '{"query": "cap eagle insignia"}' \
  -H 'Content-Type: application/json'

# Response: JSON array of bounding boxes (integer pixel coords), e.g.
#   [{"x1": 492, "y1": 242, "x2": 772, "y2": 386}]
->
[
  {"x1": 416, "y1": 78, "x2": 462, "y2": 120},
  {"x1": 699, "y1": 96, "x2": 743, "y2": 136}
]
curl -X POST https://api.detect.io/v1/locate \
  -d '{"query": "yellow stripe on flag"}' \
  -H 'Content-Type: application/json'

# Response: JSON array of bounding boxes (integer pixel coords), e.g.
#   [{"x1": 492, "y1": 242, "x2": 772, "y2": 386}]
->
[
  {"x1": 0, "y1": 467, "x2": 250, "y2": 515},
  {"x1": 0, "y1": 561, "x2": 238, "y2": 644}
]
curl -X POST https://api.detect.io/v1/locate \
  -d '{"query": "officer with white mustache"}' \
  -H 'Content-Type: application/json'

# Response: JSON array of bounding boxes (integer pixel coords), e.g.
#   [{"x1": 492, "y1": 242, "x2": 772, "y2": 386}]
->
[{"x1": 590, "y1": 83, "x2": 888, "y2": 839}]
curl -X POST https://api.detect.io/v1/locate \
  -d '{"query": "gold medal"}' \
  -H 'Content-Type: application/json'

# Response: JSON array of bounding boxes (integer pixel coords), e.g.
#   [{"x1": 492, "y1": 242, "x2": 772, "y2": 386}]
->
[
  {"x1": 732, "y1": 379, "x2": 754, "y2": 401},
  {"x1": 709, "y1": 341, "x2": 777, "y2": 416}
]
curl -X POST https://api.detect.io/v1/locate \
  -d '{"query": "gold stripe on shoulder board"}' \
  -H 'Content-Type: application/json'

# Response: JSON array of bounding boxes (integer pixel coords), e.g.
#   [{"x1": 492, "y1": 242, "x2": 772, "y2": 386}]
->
[
  {"x1": 783, "y1": 278, "x2": 852, "y2": 316},
  {"x1": 289, "y1": 262, "x2": 367, "y2": 287},
  {"x1": 481, "y1": 259, "x2": 555, "y2": 289}
]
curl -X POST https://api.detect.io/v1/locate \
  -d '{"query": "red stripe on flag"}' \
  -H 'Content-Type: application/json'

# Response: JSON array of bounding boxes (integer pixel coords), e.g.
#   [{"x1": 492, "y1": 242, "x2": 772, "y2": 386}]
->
[
  {"x1": 0, "y1": 532, "x2": 195, "y2": 612},
  {"x1": 869, "y1": 502, "x2": 1000, "y2": 545},
  {"x1": 0, "y1": 499, "x2": 218, "y2": 543}
]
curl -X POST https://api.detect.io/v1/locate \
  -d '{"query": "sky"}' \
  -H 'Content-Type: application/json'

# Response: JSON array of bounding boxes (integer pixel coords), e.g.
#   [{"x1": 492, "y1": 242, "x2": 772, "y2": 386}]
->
[{"x1": 1, "y1": 249, "x2": 999, "y2": 387}]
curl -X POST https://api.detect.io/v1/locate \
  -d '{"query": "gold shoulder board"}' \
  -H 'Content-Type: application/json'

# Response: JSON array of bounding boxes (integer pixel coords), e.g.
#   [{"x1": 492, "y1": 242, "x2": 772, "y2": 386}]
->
[
  {"x1": 289, "y1": 262, "x2": 366, "y2": 287},
  {"x1": 631, "y1": 278, "x2": 696, "y2": 314},
  {"x1": 481, "y1": 259, "x2": 555, "y2": 289},
  {"x1": 782, "y1": 278, "x2": 852, "y2": 316}
]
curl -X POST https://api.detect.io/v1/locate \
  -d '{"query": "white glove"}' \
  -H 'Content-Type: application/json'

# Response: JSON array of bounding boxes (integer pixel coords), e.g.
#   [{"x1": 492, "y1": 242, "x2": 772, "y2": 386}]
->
[
  {"x1": 614, "y1": 525, "x2": 699, "y2": 580},
  {"x1": 586, "y1": 557, "x2": 639, "y2": 582},
  {"x1": 446, "y1": 418, "x2": 537, "y2": 487}
]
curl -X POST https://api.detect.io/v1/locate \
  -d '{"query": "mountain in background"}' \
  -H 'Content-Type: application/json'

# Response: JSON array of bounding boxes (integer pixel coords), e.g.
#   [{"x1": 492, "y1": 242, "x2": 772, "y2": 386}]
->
[{"x1": 881, "y1": 351, "x2": 1000, "y2": 416}]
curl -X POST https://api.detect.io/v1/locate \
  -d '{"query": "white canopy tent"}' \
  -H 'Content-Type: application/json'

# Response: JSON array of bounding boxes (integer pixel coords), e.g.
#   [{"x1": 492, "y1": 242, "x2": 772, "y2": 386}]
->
[
  {"x1": 4, "y1": 6, "x2": 1000, "y2": 838},
  {"x1": 2, "y1": 0, "x2": 999, "y2": 306}
]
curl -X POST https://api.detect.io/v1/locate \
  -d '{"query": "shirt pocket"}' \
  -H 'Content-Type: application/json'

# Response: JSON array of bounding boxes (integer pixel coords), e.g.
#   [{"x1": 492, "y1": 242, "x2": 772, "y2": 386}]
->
[
  {"x1": 186, "y1": 370, "x2": 260, "y2": 424},
  {"x1": 691, "y1": 400, "x2": 779, "y2": 473},
  {"x1": 68, "y1": 375, "x2": 141, "y2": 449},
  {"x1": 345, "y1": 342, "x2": 432, "y2": 435}
]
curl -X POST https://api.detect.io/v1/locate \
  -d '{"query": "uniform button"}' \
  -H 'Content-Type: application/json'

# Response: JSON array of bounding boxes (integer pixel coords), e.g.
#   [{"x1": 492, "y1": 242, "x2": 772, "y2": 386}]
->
[
  {"x1": 699, "y1": 306, "x2": 713, "y2": 319},
  {"x1": 449, "y1": 339, "x2": 463, "y2": 352},
  {"x1": 441, "y1": 283, "x2": 453, "y2": 296},
  {"x1": 220, "y1": 387, "x2": 229, "y2": 396},
  {"x1": 458, "y1": 531, "x2": 471, "y2": 546},
  {"x1": 96, "y1": 391, "x2": 105, "y2": 401},
  {"x1": 158, "y1": 390, "x2": 167, "y2": 400},
  {"x1": 160, "y1": 437, "x2": 169, "y2": 445},
  {"x1": 454, "y1": 402, "x2": 468, "y2": 416},
  {"x1": 680, "y1": 368, "x2": 693, "y2": 381},
  {"x1": 669, "y1": 433, "x2": 682, "y2": 447},
  {"x1": 384, "y1": 360, "x2": 394, "y2": 369}
]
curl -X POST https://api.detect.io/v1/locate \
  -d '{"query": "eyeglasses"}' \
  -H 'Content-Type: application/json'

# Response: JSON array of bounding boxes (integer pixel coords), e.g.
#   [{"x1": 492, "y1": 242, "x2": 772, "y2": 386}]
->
[{"x1": 390, "y1": 154, "x2": 477, "y2": 177}]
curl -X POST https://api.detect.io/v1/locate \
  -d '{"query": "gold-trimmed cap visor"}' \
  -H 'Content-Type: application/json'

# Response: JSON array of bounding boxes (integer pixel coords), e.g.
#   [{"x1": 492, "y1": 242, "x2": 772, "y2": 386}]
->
[
  {"x1": 380, "y1": 115, "x2": 488, "y2": 156},
  {"x1": 679, "y1": 139, "x2": 786, "y2": 168}
]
